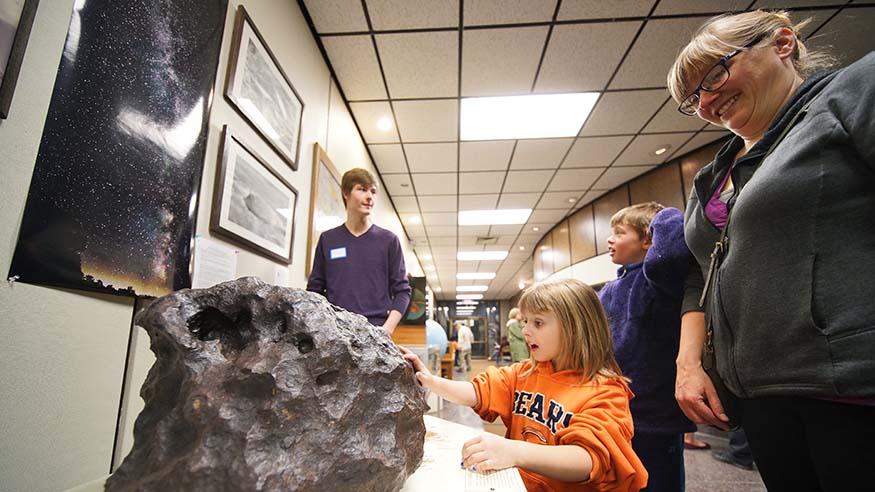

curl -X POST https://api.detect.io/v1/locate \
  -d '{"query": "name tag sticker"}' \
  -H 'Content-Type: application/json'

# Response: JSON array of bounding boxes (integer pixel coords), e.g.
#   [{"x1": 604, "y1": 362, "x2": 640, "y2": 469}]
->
[{"x1": 330, "y1": 247, "x2": 347, "y2": 260}]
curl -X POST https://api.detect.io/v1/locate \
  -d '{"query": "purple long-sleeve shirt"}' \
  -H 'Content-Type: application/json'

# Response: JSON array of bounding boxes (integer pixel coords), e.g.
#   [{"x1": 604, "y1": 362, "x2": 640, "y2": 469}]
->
[{"x1": 306, "y1": 224, "x2": 411, "y2": 327}]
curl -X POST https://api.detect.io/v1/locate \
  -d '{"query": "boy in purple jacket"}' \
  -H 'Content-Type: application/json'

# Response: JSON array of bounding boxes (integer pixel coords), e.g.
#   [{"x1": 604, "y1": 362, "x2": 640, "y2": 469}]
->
[
  {"x1": 306, "y1": 168, "x2": 410, "y2": 335},
  {"x1": 598, "y1": 202, "x2": 695, "y2": 492}
]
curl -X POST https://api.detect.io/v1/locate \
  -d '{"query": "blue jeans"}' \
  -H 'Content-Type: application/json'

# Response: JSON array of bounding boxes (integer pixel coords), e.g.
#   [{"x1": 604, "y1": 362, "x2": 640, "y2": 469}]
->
[{"x1": 632, "y1": 433, "x2": 685, "y2": 492}]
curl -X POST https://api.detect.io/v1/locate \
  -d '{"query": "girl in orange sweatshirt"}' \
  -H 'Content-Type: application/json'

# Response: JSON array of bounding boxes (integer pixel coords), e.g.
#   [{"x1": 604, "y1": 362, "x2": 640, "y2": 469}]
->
[{"x1": 401, "y1": 279, "x2": 648, "y2": 491}]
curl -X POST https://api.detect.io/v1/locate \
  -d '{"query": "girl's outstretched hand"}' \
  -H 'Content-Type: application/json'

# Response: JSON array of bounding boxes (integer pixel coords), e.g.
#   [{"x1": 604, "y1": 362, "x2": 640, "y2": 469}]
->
[
  {"x1": 461, "y1": 433, "x2": 518, "y2": 473},
  {"x1": 397, "y1": 345, "x2": 434, "y2": 387}
]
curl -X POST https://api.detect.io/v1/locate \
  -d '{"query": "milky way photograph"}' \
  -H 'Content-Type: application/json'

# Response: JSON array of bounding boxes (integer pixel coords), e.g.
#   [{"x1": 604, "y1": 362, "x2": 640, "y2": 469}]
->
[{"x1": 8, "y1": 0, "x2": 227, "y2": 297}]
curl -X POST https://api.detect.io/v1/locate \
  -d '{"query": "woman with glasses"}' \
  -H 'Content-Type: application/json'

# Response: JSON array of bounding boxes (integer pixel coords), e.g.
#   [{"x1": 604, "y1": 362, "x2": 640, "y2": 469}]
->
[{"x1": 667, "y1": 10, "x2": 875, "y2": 491}]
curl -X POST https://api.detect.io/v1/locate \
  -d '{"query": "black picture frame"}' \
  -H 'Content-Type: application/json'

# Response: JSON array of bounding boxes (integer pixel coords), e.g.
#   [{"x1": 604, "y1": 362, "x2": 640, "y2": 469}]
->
[
  {"x1": 211, "y1": 125, "x2": 298, "y2": 264},
  {"x1": 0, "y1": 0, "x2": 39, "y2": 118},
  {"x1": 224, "y1": 5, "x2": 304, "y2": 170}
]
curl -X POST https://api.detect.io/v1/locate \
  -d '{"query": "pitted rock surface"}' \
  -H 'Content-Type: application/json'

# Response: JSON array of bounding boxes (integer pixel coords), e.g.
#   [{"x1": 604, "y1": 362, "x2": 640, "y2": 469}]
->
[{"x1": 106, "y1": 277, "x2": 427, "y2": 492}]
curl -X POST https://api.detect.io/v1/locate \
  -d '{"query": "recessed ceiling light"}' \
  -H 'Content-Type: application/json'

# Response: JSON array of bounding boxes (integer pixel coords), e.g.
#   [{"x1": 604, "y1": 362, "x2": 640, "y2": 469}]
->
[
  {"x1": 457, "y1": 272, "x2": 496, "y2": 280},
  {"x1": 407, "y1": 215, "x2": 421, "y2": 224},
  {"x1": 456, "y1": 285, "x2": 488, "y2": 292},
  {"x1": 460, "y1": 93, "x2": 600, "y2": 140},
  {"x1": 434, "y1": 287, "x2": 442, "y2": 292},
  {"x1": 518, "y1": 245, "x2": 525, "y2": 251},
  {"x1": 518, "y1": 281, "x2": 526, "y2": 289},
  {"x1": 457, "y1": 250, "x2": 508, "y2": 261},
  {"x1": 654, "y1": 145, "x2": 670, "y2": 156},
  {"x1": 377, "y1": 116, "x2": 393, "y2": 131},
  {"x1": 458, "y1": 209, "x2": 531, "y2": 225},
  {"x1": 532, "y1": 226, "x2": 540, "y2": 232},
  {"x1": 421, "y1": 254, "x2": 432, "y2": 260},
  {"x1": 456, "y1": 294, "x2": 484, "y2": 300},
  {"x1": 567, "y1": 197, "x2": 577, "y2": 203}
]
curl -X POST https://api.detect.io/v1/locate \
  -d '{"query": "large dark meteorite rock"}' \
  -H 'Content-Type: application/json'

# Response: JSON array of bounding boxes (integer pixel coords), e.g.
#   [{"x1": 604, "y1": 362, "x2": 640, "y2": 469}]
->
[{"x1": 107, "y1": 277, "x2": 427, "y2": 491}]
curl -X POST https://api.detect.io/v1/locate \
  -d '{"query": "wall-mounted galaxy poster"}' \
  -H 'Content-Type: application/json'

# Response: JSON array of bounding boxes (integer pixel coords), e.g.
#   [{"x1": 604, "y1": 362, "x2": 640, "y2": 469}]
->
[{"x1": 8, "y1": 0, "x2": 228, "y2": 297}]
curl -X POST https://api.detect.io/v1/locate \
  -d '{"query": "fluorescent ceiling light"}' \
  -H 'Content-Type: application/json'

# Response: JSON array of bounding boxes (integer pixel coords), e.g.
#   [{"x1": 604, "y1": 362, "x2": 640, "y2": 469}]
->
[
  {"x1": 377, "y1": 116, "x2": 393, "y2": 131},
  {"x1": 456, "y1": 285, "x2": 488, "y2": 292},
  {"x1": 460, "y1": 93, "x2": 599, "y2": 140},
  {"x1": 457, "y1": 302, "x2": 478, "y2": 306},
  {"x1": 459, "y1": 209, "x2": 531, "y2": 225},
  {"x1": 456, "y1": 294, "x2": 484, "y2": 300},
  {"x1": 457, "y1": 272, "x2": 496, "y2": 280},
  {"x1": 457, "y1": 250, "x2": 508, "y2": 261}
]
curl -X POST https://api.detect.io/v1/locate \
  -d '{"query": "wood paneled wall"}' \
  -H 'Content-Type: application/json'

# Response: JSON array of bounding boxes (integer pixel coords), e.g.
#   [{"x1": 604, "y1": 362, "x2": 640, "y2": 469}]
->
[{"x1": 533, "y1": 138, "x2": 726, "y2": 280}]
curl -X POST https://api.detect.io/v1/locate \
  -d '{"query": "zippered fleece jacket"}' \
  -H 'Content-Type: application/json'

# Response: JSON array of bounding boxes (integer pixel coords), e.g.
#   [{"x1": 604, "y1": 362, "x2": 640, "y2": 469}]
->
[
  {"x1": 472, "y1": 361, "x2": 648, "y2": 492},
  {"x1": 683, "y1": 52, "x2": 875, "y2": 399},
  {"x1": 598, "y1": 208, "x2": 695, "y2": 435}
]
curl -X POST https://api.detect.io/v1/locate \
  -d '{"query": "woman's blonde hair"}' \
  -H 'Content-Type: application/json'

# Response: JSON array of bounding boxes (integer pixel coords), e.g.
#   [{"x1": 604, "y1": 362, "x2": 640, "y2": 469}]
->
[
  {"x1": 667, "y1": 10, "x2": 836, "y2": 104},
  {"x1": 508, "y1": 307, "x2": 520, "y2": 319},
  {"x1": 518, "y1": 279, "x2": 625, "y2": 382}
]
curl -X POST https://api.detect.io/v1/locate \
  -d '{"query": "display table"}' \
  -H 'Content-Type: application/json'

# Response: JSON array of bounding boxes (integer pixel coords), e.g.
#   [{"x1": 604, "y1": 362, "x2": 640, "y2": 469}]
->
[{"x1": 66, "y1": 415, "x2": 524, "y2": 492}]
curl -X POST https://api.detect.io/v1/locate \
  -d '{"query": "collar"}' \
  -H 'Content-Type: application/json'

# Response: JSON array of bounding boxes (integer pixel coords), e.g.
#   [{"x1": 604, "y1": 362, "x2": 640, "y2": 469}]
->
[{"x1": 616, "y1": 261, "x2": 643, "y2": 278}]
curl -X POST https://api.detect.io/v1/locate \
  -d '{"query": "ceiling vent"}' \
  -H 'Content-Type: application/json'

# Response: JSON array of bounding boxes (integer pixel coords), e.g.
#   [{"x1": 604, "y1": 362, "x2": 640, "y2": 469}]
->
[{"x1": 475, "y1": 236, "x2": 499, "y2": 245}]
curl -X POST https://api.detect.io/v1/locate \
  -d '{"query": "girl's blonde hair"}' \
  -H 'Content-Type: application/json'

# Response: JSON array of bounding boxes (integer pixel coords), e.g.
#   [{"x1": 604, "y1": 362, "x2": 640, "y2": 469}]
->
[
  {"x1": 518, "y1": 279, "x2": 625, "y2": 382},
  {"x1": 667, "y1": 10, "x2": 836, "y2": 104}
]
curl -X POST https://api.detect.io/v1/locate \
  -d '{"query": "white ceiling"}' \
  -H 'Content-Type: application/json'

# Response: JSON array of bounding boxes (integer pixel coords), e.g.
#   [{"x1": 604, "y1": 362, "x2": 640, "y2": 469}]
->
[{"x1": 301, "y1": 0, "x2": 875, "y2": 301}]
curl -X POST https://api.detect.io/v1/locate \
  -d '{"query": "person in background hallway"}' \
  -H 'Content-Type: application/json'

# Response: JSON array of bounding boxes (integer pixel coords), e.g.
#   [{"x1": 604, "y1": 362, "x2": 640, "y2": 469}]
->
[
  {"x1": 598, "y1": 203, "x2": 695, "y2": 492},
  {"x1": 399, "y1": 280, "x2": 648, "y2": 491},
  {"x1": 668, "y1": 10, "x2": 875, "y2": 491},
  {"x1": 307, "y1": 168, "x2": 411, "y2": 335},
  {"x1": 456, "y1": 321, "x2": 474, "y2": 372},
  {"x1": 712, "y1": 428, "x2": 754, "y2": 471},
  {"x1": 506, "y1": 307, "x2": 529, "y2": 363}
]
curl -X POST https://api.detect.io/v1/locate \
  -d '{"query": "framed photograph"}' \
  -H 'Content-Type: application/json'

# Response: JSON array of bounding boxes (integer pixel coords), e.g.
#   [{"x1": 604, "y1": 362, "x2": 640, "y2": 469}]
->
[
  {"x1": 224, "y1": 5, "x2": 304, "y2": 170},
  {"x1": 306, "y1": 143, "x2": 345, "y2": 276},
  {"x1": 211, "y1": 126, "x2": 298, "y2": 264},
  {"x1": 1, "y1": 0, "x2": 39, "y2": 118}
]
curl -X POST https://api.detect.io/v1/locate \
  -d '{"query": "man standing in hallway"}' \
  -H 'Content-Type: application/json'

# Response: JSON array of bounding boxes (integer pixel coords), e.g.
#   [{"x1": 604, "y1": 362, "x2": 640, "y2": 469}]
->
[{"x1": 307, "y1": 168, "x2": 410, "y2": 335}]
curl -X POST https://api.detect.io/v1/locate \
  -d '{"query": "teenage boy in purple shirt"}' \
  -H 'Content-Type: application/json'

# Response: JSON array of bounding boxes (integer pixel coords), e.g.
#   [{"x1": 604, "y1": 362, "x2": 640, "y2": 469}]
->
[{"x1": 307, "y1": 168, "x2": 410, "y2": 335}]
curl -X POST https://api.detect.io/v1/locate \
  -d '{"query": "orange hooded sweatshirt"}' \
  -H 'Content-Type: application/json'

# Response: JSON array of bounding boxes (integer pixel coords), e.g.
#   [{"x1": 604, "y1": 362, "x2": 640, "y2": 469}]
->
[{"x1": 471, "y1": 361, "x2": 648, "y2": 492}]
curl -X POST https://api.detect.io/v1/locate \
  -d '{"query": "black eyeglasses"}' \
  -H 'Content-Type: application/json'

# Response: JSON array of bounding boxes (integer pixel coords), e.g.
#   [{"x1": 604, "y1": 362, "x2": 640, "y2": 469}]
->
[{"x1": 678, "y1": 36, "x2": 764, "y2": 116}]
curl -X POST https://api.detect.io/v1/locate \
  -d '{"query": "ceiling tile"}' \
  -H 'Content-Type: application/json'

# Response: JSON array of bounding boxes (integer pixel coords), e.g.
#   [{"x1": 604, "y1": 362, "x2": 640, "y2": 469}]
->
[
  {"x1": 557, "y1": 0, "x2": 655, "y2": 20},
  {"x1": 546, "y1": 168, "x2": 604, "y2": 191},
  {"x1": 322, "y1": 36, "x2": 386, "y2": 101},
  {"x1": 418, "y1": 195, "x2": 457, "y2": 212},
  {"x1": 641, "y1": 98, "x2": 710, "y2": 133},
  {"x1": 404, "y1": 225, "x2": 426, "y2": 236},
  {"x1": 421, "y1": 212, "x2": 457, "y2": 226},
  {"x1": 369, "y1": 144, "x2": 407, "y2": 173},
  {"x1": 459, "y1": 225, "x2": 492, "y2": 236},
  {"x1": 490, "y1": 235, "x2": 517, "y2": 245},
  {"x1": 394, "y1": 99, "x2": 458, "y2": 142},
  {"x1": 459, "y1": 194, "x2": 500, "y2": 209},
  {"x1": 497, "y1": 192, "x2": 540, "y2": 208},
  {"x1": 592, "y1": 165, "x2": 656, "y2": 190},
  {"x1": 794, "y1": 9, "x2": 840, "y2": 39},
  {"x1": 753, "y1": 0, "x2": 841, "y2": 8},
  {"x1": 457, "y1": 236, "x2": 480, "y2": 245},
  {"x1": 303, "y1": 0, "x2": 368, "y2": 32},
  {"x1": 460, "y1": 140, "x2": 515, "y2": 171},
  {"x1": 805, "y1": 7, "x2": 875, "y2": 68},
  {"x1": 382, "y1": 173, "x2": 414, "y2": 195},
  {"x1": 349, "y1": 101, "x2": 398, "y2": 143},
  {"x1": 429, "y1": 236, "x2": 458, "y2": 245},
  {"x1": 653, "y1": 0, "x2": 749, "y2": 15},
  {"x1": 366, "y1": 0, "x2": 459, "y2": 29},
  {"x1": 426, "y1": 225, "x2": 458, "y2": 236},
  {"x1": 669, "y1": 131, "x2": 731, "y2": 160},
  {"x1": 391, "y1": 195, "x2": 420, "y2": 213},
  {"x1": 489, "y1": 224, "x2": 524, "y2": 235},
  {"x1": 563, "y1": 136, "x2": 634, "y2": 168},
  {"x1": 460, "y1": 171, "x2": 505, "y2": 194},
  {"x1": 462, "y1": 26, "x2": 549, "y2": 96},
  {"x1": 503, "y1": 170, "x2": 554, "y2": 192},
  {"x1": 509, "y1": 138, "x2": 574, "y2": 170},
  {"x1": 579, "y1": 89, "x2": 667, "y2": 136},
  {"x1": 609, "y1": 17, "x2": 705, "y2": 90},
  {"x1": 538, "y1": 191, "x2": 582, "y2": 209},
  {"x1": 376, "y1": 32, "x2": 458, "y2": 98},
  {"x1": 411, "y1": 172, "x2": 457, "y2": 194},
  {"x1": 404, "y1": 142, "x2": 458, "y2": 172},
  {"x1": 614, "y1": 133, "x2": 695, "y2": 166},
  {"x1": 464, "y1": 0, "x2": 557, "y2": 26},
  {"x1": 535, "y1": 22, "x2": 641, "y2": 93},
  {"x1": 529, "y1": 208, "x2": 569, "y2": 223}
]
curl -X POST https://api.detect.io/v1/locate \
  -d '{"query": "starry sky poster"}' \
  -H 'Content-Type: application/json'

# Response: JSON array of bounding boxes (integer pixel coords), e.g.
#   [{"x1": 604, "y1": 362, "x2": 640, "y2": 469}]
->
[{"x1": 8, "y1": 0, "x2": 227, "y2": 297}]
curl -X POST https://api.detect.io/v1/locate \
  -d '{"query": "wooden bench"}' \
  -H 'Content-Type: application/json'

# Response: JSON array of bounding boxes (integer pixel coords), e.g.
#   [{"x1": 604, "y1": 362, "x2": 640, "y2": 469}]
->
[{"x1": 440, "y1": 342, "x2": 457, "y2": 380}]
